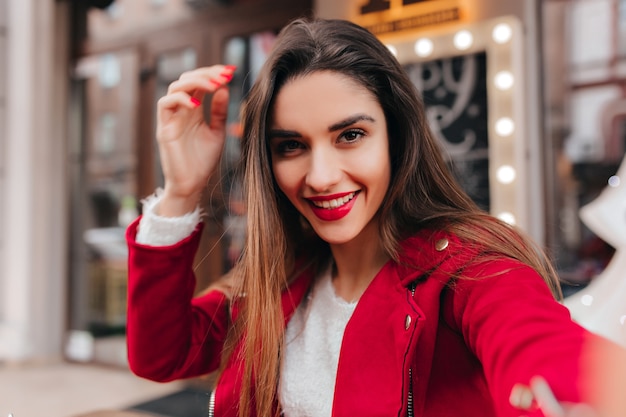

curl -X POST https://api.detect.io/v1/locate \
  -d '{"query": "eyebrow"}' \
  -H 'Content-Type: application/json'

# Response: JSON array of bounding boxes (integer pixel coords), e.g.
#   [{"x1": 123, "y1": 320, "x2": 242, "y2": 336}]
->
[
  {"x1": 268, "y1": 113, "x2": 376, "y2": 140},
  {"x1": 329, "y1": 114, "x2": 376, "y2": 132}
]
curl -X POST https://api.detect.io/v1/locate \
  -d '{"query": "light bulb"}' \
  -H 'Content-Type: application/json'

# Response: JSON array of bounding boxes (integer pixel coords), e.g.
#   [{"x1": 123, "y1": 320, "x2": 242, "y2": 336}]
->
[
  {"x1": 414, "y1": 38, "x2": 434, "y2": 57},
  {"x1": 496, "y1": 165, "x2": 516, "y2": 184},
  {"x1": 608, "y1": 175, "x2": 621, "y2": 187},
  {"x1": 495, "y1": 117, "x2": 515, "y2": 136},
  {"x1": 494, "y1": 71, "x2": 514, "y2": 90},
  {"x1": 497, "y1": 212, "x2": 516, "y2": 225},
  {"x1": 492, "y1": 23, "x2": 513, "y2": 44},
  {"x1": 454, "y1": 30, "x2": 473, "y2": 51}
]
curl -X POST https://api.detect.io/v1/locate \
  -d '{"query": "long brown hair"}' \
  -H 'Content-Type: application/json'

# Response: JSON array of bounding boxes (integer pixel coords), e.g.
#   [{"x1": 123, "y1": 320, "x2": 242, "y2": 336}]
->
[{"x1": 222, "y1": 17, "x2": 562, "y2": 417}]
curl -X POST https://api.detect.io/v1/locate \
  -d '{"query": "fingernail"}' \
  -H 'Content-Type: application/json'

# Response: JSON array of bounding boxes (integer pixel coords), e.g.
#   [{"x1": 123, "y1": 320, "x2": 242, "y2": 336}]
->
[
  {"x1": 190, "y1": 97, "x2": 201, "y2": 107},
  {"x1": 510, "y1": 384, "x2": 534, "y2": 410},
  {"x1": 510, "y1": 384, "x2": 522, "y2": 408},
  {"x1": 209, "y1": 79, "x2": 223, "y2": 87},
  {"x1": 519, "y1": 386, "x2": 534, "y2": 410},
  {"x1": 224, "y1": 64, "x2": 237, "y2": 71},
  {"x1": 220, "y1": 72, "x2": 234, "y2": 82}
]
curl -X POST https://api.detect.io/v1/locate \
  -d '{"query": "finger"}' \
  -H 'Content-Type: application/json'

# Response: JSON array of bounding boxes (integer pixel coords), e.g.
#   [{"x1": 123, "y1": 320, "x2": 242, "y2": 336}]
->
[
  {"x1": 208, "y1": 87, "x2": 230, "y2": 134},
  {"x1": 567, "y1": 404, "x2": 598, "y2": 417},
  {"x1": 178, "y1": 65, "x2": 237, "y2": 82},
  {"x1": 168, "y1": 65, "x2": 237, "y2": 97},
  {"x1": 157, "y1": 91, "x2": 202, "y2": 113},
  {"x1": 530, "y1": 376, "x2": 566, "y2": 417},
  {"x1": 509, "y1": 383, "x2": 535, "y2": 411}
]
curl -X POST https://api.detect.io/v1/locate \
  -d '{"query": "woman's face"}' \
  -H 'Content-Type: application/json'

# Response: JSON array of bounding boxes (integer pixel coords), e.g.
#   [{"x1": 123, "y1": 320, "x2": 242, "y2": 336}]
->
[{"x1": 269, "y1": 71, "x2": 391, "y2": 246}]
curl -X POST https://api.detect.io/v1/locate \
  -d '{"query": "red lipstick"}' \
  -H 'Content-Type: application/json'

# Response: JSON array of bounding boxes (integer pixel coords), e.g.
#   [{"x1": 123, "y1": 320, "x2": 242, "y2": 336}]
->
[{"x1": 307, "y1": 192, "x2": 358, "y2": 221}]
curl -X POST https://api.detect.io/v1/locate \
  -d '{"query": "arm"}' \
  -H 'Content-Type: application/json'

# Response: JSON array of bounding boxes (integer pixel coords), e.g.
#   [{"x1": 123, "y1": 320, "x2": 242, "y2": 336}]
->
[
  {"x1": 126, "y1": 219, "x2": 230, "y2": 381},
  {"x1": 126, "y1": 64, "x2": 237, "y2": 381},
  {"x1": 444, "y1": 259, "x2": 625, "y2": 416}
]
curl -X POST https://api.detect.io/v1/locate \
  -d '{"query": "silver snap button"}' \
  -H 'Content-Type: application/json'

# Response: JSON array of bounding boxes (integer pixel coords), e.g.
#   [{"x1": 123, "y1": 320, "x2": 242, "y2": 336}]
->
[
  {"x1": 405, "y1": 315, "x2": 412, "y2": 330},
  {"x1": 435, "y1": 238, "x2": 449, "y2": 251}
]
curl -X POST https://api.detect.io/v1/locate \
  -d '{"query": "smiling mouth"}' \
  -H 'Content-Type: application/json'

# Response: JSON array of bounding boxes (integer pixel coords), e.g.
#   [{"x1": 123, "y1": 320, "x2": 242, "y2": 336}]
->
[{"x1": 310, "y1": 192, "x2": 356, "y2": 209}]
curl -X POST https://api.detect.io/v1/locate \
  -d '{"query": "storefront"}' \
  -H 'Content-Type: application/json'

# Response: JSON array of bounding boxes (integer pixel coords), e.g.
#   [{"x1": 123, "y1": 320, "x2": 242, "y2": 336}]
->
[
  {"x1": 2, "y1": 0, "x2": 621, "y2": 365},
  {"x1": 65, "y1": 0, "x2": 313, "y2": 365}
]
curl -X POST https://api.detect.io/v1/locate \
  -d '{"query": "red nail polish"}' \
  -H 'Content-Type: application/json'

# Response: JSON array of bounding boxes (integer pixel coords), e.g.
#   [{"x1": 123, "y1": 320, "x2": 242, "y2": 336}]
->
[
  {"x1": 190, "y1": 97, "x2": 201, "y2": 107},
  {"x1": 224, "y1": 64, "x2": 237, "y2": 71},
  {"x1": 210, "y1": 79, "x2": 222, "y2": 87},
  {"x1": 220, "y1": 73, "x2": 233, "y2": 82}
]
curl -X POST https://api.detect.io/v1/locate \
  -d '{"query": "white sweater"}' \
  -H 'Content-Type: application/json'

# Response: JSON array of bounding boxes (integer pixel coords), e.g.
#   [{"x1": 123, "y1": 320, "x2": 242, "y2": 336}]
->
[{"x1": 280, "y1": 267, "x2": 356, "y2": 417}]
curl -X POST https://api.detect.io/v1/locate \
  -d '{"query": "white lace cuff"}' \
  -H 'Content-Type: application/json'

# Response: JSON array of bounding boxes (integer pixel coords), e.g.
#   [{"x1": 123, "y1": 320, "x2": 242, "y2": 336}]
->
[{"x1": 136, "y1": 188, "x2": 202, "y2": 247}]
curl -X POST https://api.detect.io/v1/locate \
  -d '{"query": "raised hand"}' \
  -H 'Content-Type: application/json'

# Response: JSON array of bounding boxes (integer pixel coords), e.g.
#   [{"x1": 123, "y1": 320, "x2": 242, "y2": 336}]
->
[{"x1": 155, "y1": 65, "x2": 236, "y2": 216}]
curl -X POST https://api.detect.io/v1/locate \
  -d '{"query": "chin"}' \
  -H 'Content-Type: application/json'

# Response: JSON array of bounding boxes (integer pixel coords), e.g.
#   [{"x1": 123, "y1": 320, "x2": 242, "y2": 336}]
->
[{"x1": 311, "y1": 229, "x2": 358, "y2": 246}]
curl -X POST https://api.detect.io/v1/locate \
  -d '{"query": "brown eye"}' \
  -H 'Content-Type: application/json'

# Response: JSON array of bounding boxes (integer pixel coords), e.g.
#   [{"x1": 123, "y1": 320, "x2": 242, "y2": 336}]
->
[
  {"x1": 339, "y1": 129, "x2": 365, "y2": 143},
  {"x1": 275, "y1": 140, "x2": 304, "y2": 154}
]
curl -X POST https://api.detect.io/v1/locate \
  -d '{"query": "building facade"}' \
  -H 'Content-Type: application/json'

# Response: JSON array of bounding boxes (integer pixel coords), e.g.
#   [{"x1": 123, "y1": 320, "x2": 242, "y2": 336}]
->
[
  {"x1": 1, "y1": 0, "x2": 624, "y2": 363},
  {"x1": 0, "y1": 0, "x2": 70, "y2": 361}
]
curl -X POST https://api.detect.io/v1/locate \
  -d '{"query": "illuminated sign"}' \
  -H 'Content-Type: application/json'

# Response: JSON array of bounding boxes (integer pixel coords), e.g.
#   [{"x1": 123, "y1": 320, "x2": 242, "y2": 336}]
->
[
  {"x1": 355, "y1": 0, "x2": 462, "y2": 35},
  {"x1": 361, "y1": 0, "x2": 444, "y2": 14}
]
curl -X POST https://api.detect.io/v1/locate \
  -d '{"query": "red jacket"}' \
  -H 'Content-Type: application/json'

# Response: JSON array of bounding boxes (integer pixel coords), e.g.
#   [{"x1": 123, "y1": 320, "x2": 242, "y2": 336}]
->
[{"x1": 126, "y1": 218, "x2": 596, "y2": 417}]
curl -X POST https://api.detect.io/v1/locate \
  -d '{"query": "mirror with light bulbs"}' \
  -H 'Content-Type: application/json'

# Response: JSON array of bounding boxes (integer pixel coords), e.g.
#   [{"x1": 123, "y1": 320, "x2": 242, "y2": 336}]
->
[{"x1": 381, "y1": 17, "x2": 525, "y2": 228}]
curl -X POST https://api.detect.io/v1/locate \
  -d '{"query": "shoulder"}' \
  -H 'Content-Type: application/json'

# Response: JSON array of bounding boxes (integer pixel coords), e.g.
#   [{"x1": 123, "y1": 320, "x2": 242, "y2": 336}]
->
[
  {"x1": 397, "y1": 228, "x2": 485, "y2": 280},
  {"x1": 399, "y1": 228, "x2": 546, "y2": 289},
  {"x1": 443, "y1": 254, "x2": 556, "y2": 320}
]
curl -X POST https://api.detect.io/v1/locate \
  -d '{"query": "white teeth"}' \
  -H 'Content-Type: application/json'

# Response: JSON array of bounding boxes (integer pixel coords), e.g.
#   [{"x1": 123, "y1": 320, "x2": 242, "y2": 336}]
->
[{"x1": 312, "y1": 192, "x2": 355, "y2": 209}]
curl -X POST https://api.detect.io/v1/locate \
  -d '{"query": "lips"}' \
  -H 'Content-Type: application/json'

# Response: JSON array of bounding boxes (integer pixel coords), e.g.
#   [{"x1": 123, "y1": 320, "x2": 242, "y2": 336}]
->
[{"x1": 307, "y1": 192, "x2": 358, "y2": 221}]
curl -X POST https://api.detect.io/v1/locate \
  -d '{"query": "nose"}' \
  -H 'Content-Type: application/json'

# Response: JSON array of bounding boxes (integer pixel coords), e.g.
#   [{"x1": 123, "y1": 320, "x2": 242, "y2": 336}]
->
[{"x1": 305, "y1": 146, "x2": 342, "y2": 193}]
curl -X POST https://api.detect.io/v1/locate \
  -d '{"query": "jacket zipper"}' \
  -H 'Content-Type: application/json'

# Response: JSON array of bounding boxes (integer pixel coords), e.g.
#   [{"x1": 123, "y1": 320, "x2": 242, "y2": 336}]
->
[
  {"x1": 208, "y1": 389, "x2": 216, "y2": 417},
  {"x1": 407, "y1": 368, "x2": 414, "y2": 417},
  {"x1": 208, "y1": 281, "x2": 419, "y2": 417},
  {"x1": 407, "y1": 280, "x2": 417, "y2": 417}
]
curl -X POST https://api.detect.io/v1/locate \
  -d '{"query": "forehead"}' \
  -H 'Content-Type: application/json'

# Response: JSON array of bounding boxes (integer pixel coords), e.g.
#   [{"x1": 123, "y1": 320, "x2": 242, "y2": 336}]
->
[{"x1": 270, "y1": 71, "x2": 382, "y2": 127}]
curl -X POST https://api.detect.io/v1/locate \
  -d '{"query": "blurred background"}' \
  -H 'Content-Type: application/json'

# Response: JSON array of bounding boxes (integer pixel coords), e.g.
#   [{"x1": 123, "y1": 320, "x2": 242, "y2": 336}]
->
[{"x1": 1, "y1": 0, "x2": 625, "y2": 415}]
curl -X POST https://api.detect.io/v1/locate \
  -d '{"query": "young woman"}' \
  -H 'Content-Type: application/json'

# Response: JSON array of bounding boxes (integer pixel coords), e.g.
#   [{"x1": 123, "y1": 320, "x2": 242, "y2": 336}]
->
[{"x1": 126, "y1": 18, "x2": 624, "y2": 417}]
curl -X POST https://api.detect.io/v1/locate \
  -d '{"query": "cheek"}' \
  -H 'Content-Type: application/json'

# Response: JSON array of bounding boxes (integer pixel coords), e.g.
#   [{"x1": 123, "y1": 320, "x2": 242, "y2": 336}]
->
[
  {"x1": 371, "y1": 164, "x2": 391, "y2": 198},
  {"x1": 353, "y1": 145, "x2": 391, "y2": 191},
  {"x1": 272, "y1": 161, "x2": 300, "y2": 201}
]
